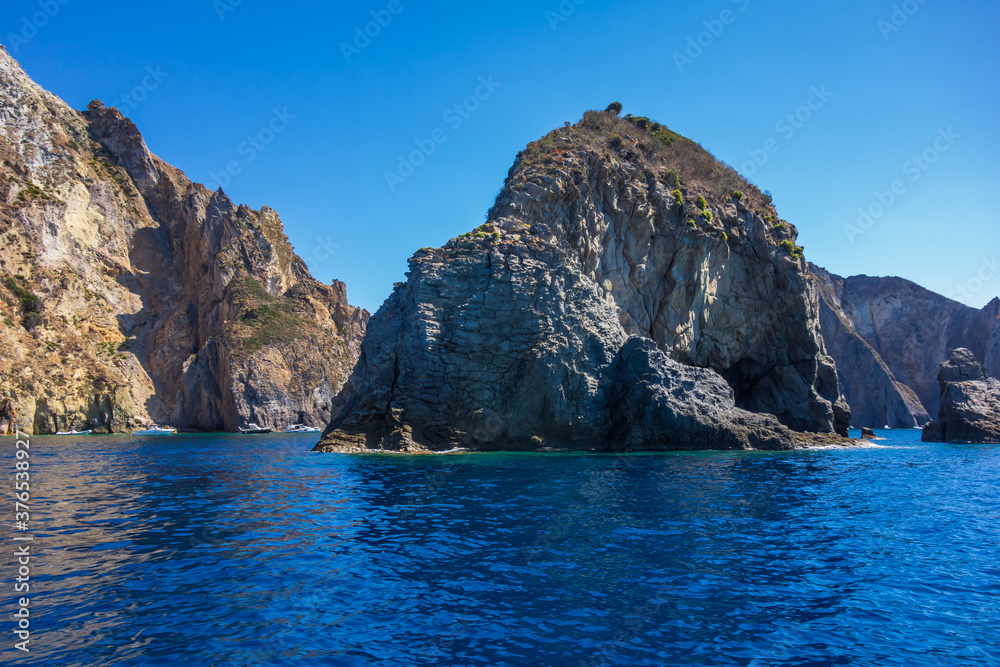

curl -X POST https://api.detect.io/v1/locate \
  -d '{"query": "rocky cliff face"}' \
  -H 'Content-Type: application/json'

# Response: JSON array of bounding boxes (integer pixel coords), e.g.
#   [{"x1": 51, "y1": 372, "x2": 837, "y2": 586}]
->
[
  {"x1": 921, "y1": 349, "x2": 1000, "y2": 444},
  {"x1": 317, "y1": 108, "x2": 851, "y2": 453},
  {"x1": 0, "y1": 48, "x2": 367, "y2": 434},
  {"x1": 811, "y1": 265, "x2": 998, "y2": 428}
]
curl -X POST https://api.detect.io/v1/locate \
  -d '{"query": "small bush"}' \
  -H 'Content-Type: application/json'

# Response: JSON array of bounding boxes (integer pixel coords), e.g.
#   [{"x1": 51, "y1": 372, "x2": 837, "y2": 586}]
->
[
  {"x1": 696, "y1": 195, "x2": 708, "y2": 211},
  {"x1": 779, "y1": 239, "x2": 804, "y2": 259},
  {"x1": 609, "y1": 134, "x2": 625, "y2": 149},
  {"x1": 686, "y1": 219, "x2": 698, "y2": 229},
  {"x1": 703, "y1": 210, "x2": 714, "y2": 223},
  {"x1": 605, "y1": 101, "x2": 623, "y2": 116},
  {"x1": 663, "y1": 169, "x2": 682, "y2": 187},
  {"x1": 721, "y1": 231, "x2": 729, "y2": 242},
  {"x1": 3, "y1": 277, "x2": 41, "y2": 315},
  {"x1": 732, "y1": 190, "x2": 744, "y2": 201},
  {"x1": 772, "y1": 222, "x2": 787, "y2": 232},
  {"x1": 671, "y1": 189, "x2": 684, "y2": 206}
]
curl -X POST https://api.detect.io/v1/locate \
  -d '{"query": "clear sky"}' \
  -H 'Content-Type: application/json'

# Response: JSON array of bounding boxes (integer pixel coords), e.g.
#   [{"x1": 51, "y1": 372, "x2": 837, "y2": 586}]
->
[{"x1": 2, "y1": 0, "x2": 998, "y2": 312}]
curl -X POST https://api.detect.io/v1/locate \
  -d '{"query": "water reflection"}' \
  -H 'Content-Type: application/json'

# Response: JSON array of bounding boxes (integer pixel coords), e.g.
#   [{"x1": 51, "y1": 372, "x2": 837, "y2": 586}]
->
[{"x1": 2, "y1": 431, "x2": 998, "y2": 666}]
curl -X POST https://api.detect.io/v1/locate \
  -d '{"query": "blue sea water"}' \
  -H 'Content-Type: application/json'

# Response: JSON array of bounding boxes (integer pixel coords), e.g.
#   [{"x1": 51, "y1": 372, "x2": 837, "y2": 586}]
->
[{"x1": 2, "y1": 429, "x2": 999, "y2": 666}]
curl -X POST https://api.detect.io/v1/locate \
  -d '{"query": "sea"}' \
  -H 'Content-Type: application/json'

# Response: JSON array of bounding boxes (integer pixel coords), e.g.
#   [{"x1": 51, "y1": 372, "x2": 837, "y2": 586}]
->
[{"x1": 2, "y1": 429, "x2": 999, "y2": 666}]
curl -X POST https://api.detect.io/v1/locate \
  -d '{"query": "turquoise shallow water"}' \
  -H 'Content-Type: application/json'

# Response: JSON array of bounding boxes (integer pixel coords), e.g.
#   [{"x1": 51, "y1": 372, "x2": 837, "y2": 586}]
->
[{"x1": 2, "y1": 429, "x2": 999, "y2": 666}]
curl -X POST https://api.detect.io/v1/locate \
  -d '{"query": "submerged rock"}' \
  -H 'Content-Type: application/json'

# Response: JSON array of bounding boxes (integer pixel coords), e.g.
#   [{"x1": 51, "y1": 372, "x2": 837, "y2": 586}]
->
[
  {"x1": 317, "y1": 109, "x2": 853, "y2": 452},
  {"x1": 922, "y1": 349, "x2": 1000, "y2": 444}
]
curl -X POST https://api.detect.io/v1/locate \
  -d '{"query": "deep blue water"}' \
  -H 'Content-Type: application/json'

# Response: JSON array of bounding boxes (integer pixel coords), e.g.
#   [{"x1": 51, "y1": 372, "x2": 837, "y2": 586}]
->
[{"x1": 2, "y1": 429, "x2": 1000, "y2": 666}]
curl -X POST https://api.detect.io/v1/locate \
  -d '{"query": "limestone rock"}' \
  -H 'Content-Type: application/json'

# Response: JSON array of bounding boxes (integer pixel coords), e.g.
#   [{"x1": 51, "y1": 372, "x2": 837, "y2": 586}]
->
[
  {"x1": 317, "y1": 110, "x2": 853, "y2": 452},
  {"x1": 922, "y1": 349, "x2": 1000, "y2": 444},
  {"x1": 0, "y1": 50, "x2": 367, "y2": 433}
]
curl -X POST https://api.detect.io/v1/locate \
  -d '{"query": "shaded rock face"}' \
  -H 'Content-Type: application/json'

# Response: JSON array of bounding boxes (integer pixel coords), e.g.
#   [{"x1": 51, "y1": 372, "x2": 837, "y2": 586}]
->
[
  {"x1": 317, "y1": 244, "x2": 842, "y2": 453},
  {"x1": 812, "y1": 265, "x2": 998, "y2": 428},
  {"x1": 0, "y1": 48, "x2": 367, "y2": 433},
  {"x1": 922, "y1": 349, "x2": 1000, "y2": 444},
  {"x1": 318, "y1": 110, "x2": 851, "y2": 452}
]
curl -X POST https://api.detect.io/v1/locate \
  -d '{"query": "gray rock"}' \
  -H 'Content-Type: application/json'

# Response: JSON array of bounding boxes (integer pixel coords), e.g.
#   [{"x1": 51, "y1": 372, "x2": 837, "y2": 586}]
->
[
  {"x1": 811, "y1": 265, "x2": 998, "y2": 428},
  {"x1": 317, "y1": 243, "x2": 844, "y2": 453},
  {"x1": 317, "y1": 111, "x2": 854, "y2": 452},
  {"x1": 922, "y1": 349, "x2": 1000, "y2": 444}
]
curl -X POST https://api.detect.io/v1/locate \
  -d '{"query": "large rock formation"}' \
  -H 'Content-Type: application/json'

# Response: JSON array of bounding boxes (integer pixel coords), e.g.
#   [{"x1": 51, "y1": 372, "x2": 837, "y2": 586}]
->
[
  {"x1": 812, "y1": 264, "x2": 999, "y2": 428},
  {"x1": 922, "y1": 349, "x2": 1000, "y2": 444},
  {"x1": 317, "y1": 109, "x2": 851, "y2": 453},
  {"x1": 0, "y1": 48, "x2": 367, "y2": 434}
]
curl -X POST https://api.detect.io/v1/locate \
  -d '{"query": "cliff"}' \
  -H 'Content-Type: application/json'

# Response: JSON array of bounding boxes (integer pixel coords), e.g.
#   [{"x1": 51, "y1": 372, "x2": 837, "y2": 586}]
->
[
  {"x1": 316, "y1": 107, "x2": 851, "y2": 453},
  {"x1": 0, "y1": 48, "x2": 367, "y2": 434},
  {"x1": 811, "y1": 264, "x2": 999, "y2": 428},
  {"x1": 921, "y1": 348, "x2": 1000, "y2": 444}
]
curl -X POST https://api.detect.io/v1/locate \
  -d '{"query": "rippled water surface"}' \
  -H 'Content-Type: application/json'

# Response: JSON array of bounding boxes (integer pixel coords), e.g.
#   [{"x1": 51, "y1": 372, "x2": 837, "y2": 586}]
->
[{"x1": 3, "y1": 430, "x2": 1000, "y2": 666}]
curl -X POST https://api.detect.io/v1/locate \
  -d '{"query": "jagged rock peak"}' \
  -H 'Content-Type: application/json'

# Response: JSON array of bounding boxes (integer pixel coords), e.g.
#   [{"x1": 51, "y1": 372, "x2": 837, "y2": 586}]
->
[
  {"x1": 0, "y1": 50, "x2": 367, "y2": 434},
  {"x1": 316, "y1": 107, "x2": 853, "y2": 453}
]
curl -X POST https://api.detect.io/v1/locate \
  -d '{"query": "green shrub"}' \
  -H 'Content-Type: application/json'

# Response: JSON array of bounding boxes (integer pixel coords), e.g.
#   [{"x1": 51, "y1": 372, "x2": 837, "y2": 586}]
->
[
  {"x1": 772, "y1": 222, "x2": 787, "y2": 232},
  {"x1": 3, "y1": 277, "x2": 41, "y2": 315},
  {"x1": 663, "y1": 169, "x2": 682, "y2": 187},
  {"x1": 696, "y1": 195, "x2": 708, "y2": 211},
  {"x1": 779, "y1": 239, "x2": 804, "y2": 259},
  {"x1": 605, "y1": 101, "x2": 623, "y2": 116},
  {"x1": 16, "y1": 184, "x2": 52, "y2": 202},
  {"x1": 732, "y1": 190, "x2": 744, "y2": 201},
  {"x1": 671, "y1": 189, "x2": 684, "y2": 206},
  {"x1": 703, "y1": 210, "x2": 714, "y2": 223},
  {"x1": 686, "y1": 219, "x2": 697, "y2": 229},
  {"x1": 721, "y1": 231, "x2": 729, "y2": 242}
]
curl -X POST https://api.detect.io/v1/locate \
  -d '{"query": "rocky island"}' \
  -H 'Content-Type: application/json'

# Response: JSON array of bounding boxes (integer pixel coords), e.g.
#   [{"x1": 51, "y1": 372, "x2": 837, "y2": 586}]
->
[
  {"x1": 0, "y1": 48, "x2": 367, "y2": 434},
  {"x1": 316, "y1": 106, "x2": 852, "y2": 453}
]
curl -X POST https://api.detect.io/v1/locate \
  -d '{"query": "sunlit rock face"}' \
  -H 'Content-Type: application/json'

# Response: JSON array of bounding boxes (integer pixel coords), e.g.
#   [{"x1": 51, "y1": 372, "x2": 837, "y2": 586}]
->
[{"x1": 0, "y1": 48, "x2": 366, "y2": 433}]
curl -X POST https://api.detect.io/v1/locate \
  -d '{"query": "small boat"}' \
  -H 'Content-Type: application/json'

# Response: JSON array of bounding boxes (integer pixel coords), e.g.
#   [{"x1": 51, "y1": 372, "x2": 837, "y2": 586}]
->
[
  {"x1": 284, "y1": 424, "x2": 322, "y2": 433},
  {"x1": 55, "y1": 429, "x2": 92, "y2": 436},
  {"x1": 239, "y1": 423, "x2": 272, "y2": 434},
  {"x1": 135, "y1": 426, "x2": 177, "y2": 435}
]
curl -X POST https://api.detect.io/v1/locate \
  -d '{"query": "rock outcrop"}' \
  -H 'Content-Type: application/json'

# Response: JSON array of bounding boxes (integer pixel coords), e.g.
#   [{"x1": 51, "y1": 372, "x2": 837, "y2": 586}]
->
[
  {"x1": 812, "y1": 265, "x2": 999, "y2": 428},
  {"x1": 0, "y1": 48, "x2": 367, "y2": 433},
  {"x1": 922, "y1": 349, "x2": 1000, "y2": 444},
  {"x1": 317, "y1": 108, "x2": 851, "y2": 453}
]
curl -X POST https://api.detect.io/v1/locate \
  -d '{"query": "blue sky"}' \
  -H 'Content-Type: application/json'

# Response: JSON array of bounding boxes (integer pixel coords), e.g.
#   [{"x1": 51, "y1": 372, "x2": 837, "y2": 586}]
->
[{"x1": 2, "y1": 0, "x2": 998, "y2": 312}]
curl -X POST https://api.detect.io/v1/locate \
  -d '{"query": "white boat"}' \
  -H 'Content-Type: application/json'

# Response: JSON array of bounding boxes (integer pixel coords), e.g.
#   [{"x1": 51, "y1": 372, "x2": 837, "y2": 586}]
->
[
  {"x1": 284, "y1": 424, "x2": 321, "y2": 433},
  {"x1": 135, "y1": 426, "x2": 177, "y2": 435},
  {"x1": 55, "y1": 429, "x2": 92, "y2": 436},
  {"x1": 240, "y1": 423, "x2": 272, "y2": 434}
]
